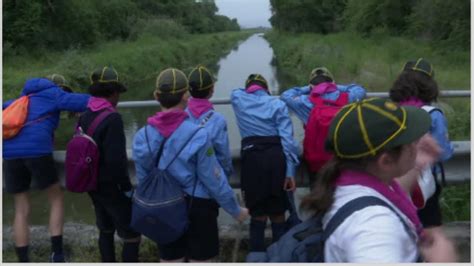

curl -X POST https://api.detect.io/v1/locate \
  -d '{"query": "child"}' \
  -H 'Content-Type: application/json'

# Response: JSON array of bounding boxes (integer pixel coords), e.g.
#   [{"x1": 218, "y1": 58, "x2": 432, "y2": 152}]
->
[
  {"x1": 132, "y1": 68, "x2": 248, "y2": 262},
  {"x1": 300, "y1": 97, "x2": 457, "y2": 262},
  {"x1": 280, "y1": 67, "x2": 366, "y2": 186},
  {"x1": 79, "y1": 66, "x2": 141, "y2": 262},
  {"x1": 231, "y1": 74, "x2": 300, "y2": 252},
  {"x1": 186, "y1": 65, "x2": 233, "y2": 177},
  {"x1": 3, "y1": 77, "x2": 90, "y2": 262},
  {"x1": 389, "y1": 58, "x2": 454, "y2": 233}
]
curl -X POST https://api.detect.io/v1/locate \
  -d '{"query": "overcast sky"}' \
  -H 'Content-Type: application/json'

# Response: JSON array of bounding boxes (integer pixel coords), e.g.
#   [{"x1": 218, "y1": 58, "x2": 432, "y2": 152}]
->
[{"x1": 215, "y1": 0, "x2": 272, "y2": 28}]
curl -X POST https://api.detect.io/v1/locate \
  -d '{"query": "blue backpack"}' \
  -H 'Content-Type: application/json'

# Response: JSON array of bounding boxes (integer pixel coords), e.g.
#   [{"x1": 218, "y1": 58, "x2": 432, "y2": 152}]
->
[
  {"x1": 131, "y1": 126, "x2": 201, "y2": 245},
  {"x1": 246, "y1": 196, "x2": 408, "y2": 262}
]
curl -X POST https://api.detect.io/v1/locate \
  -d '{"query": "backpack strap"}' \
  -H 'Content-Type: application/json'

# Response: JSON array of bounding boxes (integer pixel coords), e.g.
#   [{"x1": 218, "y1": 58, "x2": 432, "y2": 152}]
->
[
  {"x1": 421, "y1": 105, "x2": 446, "y2": 186},
  {"x1": 86, "y1": 109, "x2": 115, "y2": 136},
  {"x1": 200, "y1": 111, "x2": 214, "y2": 126},
  {"x1": 323, "y1": 196, "x2": 415, "y2": 241}
]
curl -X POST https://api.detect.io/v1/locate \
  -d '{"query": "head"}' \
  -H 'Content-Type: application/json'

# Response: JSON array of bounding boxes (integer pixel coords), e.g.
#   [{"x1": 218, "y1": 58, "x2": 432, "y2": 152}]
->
[
  {"x1": 245, "y1": 73, "x2": 269, "y2": 93},
  {"x1": 309, "y1": 67, "x2": 334, "y2": 86},
  {"x1": 47, "y1": 74, "x2": 73, "y2": 93},
  {"x1": 301, "y1": 98, "x2": 431, "y2": 215},
  {"x1": 88, "y1": 66, "x2": 127, "y2": 106},
  {"x1": 389, "y1": 58, "x2": 439, "y2": 103},
  {"x1": 154, "y1": 68, "x2": 189, "y2": 109},
  {"x1": 188, "y1": 65, "x2": 215, "y2": 99}
]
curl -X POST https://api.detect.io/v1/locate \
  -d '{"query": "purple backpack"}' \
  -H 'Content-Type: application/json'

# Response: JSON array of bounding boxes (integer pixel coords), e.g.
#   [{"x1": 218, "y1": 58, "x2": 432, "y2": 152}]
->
[{"x1": 65, "y1": 109, "x2": 114, "y2": 192}]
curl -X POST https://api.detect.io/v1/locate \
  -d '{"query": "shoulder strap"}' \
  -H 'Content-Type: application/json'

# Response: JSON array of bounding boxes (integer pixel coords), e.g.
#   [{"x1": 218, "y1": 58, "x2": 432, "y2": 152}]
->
[
  {"x1": 163, "y1": 127, "x2": 203, "y2": 170},
  {"x1": 421, "y1": 105, "x2": 443, "y2": 114},
  {"x1": 323, "y1": 196, "x2": 413, "y2": 241},
  {"x1": 200, "y1": 111, "x2": 214, "y2": 126},
  {"x1": 86, "y1": 109, "x2": 115, "y2": 136},
  {"x1": 144, "y1": 125, "x2": 168, "y2": 168}
]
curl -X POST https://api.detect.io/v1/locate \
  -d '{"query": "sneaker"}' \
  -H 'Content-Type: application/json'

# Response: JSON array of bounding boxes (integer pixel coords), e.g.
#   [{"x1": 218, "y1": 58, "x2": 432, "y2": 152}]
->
[{"x1": 50, "y1": 252, "x2": 66, "y2": 263}]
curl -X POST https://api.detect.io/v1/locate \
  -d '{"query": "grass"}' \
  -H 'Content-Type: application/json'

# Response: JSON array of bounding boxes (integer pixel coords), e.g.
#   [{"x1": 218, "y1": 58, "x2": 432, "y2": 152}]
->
[
  {"x1": 265, "y1": 31, "x2": 471, "y2": 140},
  {"x1": 440, "y1": 183, "x2": 471, "y2": 222},
  {"x1": 3, "y1": 30, "x2": 256, "y2": 101}
]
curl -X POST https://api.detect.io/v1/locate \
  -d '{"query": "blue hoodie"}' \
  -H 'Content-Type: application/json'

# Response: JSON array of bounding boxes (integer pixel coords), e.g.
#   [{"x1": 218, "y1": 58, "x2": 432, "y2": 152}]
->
[{"x1": 3, "y1": 78, "x2": 90, "y2": 159}]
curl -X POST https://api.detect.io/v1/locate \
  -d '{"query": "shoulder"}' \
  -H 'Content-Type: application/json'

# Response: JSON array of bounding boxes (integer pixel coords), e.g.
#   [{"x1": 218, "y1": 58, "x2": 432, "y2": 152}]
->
[{"x1": 231, "y1": 88, "x2": 245, "y2": 97}]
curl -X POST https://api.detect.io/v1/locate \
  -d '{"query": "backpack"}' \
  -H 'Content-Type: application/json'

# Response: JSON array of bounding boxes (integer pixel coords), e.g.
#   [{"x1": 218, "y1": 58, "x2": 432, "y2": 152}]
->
[
  {"x1": 303, "y1": 93, "x2": 349, "y2": 173},
  {"x1": 65, "y1": 109, "x2": 115, "y2": 193},
  {"x1": 246, "y1": 196, "x2": 411, "y2": 262},
  {"x1": 3, "y1": 95, "x2": 50, "y2": 139},
  {"x1": 130, "y1": 126, "x2": 202, "y2": 245}
]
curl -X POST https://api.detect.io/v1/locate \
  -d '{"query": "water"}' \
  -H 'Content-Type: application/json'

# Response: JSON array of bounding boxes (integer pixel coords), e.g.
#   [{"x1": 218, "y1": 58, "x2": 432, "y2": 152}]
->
[{"x1": 3, "y1": 33, "x2": 308, "y2": 226}]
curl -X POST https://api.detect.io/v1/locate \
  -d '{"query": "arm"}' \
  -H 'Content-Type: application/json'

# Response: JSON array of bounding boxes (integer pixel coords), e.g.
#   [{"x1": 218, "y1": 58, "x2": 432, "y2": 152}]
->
[
  {"x1": 280, "y1": 86, "x2": 312, "y2": 124},
  {"x1": 337, "y1": 84, "x2": 366, "y2": 103},
  {"x1": 430, "y1": 111, "x2": 453, "y2": 161},
  {"x1": 274, "y1": 102, "x2": 300, "y2": 178},
  {"x1": 213, "y1": 118, "x2": 234, "y2": 178},
  {"x1": 102, "y1": 114, "x2": 131, "y2": 190},
  {"x1": 132, "y1": 127, "x2": 154, "y2": 184},
  {"x1": 55, "y1": 88, "x2": 90, "y2": 112},
  {"x1": 195, "y1": 133, "x2": 241, "y2": 218}
]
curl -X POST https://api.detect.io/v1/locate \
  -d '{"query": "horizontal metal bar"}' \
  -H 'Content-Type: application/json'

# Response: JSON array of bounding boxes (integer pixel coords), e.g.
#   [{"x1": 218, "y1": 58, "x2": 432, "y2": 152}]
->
[{"x1": 118, "y1": 90, "x2": 471, "y2": 108}]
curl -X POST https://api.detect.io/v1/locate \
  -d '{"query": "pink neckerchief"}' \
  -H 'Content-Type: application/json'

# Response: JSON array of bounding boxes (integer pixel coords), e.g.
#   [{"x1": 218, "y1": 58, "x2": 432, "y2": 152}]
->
[
  {"x1": 335, "y1": 169, "x2": 423, "y2": 237},
  {"x1": 246, "y1": 84, "x2": 268, "y2": 94},
  {"x1": 188, "y1": 97, "x2": 214, "y2": 118},
  {"x1": 310, "y1": 82, "x2": 337, "y2": 96},
  {"x1": 147, "y1": 109, "x2": 189, "y2": 138},
  {"x1": 87, "y1": 97, "x2": 117, "y2": 111},
  {"x1": 399, "y1": 97, "x2": 425, "y2": 108}
]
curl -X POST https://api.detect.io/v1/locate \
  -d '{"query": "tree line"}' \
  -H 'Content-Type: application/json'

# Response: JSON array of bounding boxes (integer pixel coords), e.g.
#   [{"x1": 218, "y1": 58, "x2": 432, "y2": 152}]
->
[
  {"x1": 269, "y1": 0, "x2": 470, "y2": 50},
  {"x1": 3, "y1": 0, "x2": 240, "y2": 53}
]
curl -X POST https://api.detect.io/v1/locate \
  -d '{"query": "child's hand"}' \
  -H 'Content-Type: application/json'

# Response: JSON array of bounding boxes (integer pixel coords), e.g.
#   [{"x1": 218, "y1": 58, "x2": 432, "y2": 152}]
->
[
  {"x1": 235, "y1": 207, "x2": 249, "y2": 222},
  {"x1": 419, "y1": 228, "x2": 458, "y2": 262},
  {"x1": 415, "y1": 134, "x2": 442, "y2": 169},
  {"x1": 284, "y1": 177, "x2": 296, "y2": 191}
]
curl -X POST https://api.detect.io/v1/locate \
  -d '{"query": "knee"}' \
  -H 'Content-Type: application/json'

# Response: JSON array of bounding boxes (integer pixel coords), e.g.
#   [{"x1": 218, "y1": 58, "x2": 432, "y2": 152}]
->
[{"x1": 123, "y1": 236, "x2": 141, "y2": 243}]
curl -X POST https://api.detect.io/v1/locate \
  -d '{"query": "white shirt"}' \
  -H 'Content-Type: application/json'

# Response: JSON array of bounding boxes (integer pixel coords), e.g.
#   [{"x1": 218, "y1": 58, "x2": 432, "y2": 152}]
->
[{"x1": 322, "y1": 185, "x2": 420, "y2": 263}]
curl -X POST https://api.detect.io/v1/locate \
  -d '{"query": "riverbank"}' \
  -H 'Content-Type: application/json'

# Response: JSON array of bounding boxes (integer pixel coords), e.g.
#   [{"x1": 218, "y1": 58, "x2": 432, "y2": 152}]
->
[
  {"x1": 265, "y1": 31, "x2": 470, "y2": 140},
  {"x1": 2, "y1": 221, "x2": 470, "y2": 262},
  {"x1": 3, "y1": 30, "x2": 256, "y2": 100}
]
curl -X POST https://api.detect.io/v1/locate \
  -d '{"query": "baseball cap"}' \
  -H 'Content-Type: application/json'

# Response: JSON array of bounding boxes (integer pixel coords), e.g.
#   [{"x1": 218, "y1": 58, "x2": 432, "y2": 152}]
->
[{"x1": 156, "y1": 68, "x2": 189, "y2": 94}]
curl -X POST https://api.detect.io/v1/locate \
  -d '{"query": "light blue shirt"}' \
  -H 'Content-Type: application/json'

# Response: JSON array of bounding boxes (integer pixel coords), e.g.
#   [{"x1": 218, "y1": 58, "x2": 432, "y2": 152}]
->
[
  {"x1": 231, "y1": 88, "x2": 300, "y2": 178},
  {"x1": 132, "y1": 121, "x2": 240, "y2": 218},
  {"x1": 280, "y1": 84, "x2": 367, "y2": 124},
  {"x1": 428, "y1": 108, "x2": 454, "y2": 163},
  {"x1": 185, "y1": 108, "x2": 234, "y2": 178}
]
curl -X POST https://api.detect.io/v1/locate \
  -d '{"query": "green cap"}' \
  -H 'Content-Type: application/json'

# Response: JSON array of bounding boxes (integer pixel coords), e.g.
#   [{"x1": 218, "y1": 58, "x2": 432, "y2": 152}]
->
[
  {"x1": 403, "y1": 58, "x2": 434, "y2": 77},
  {"x1": 245, "y1": 73, "x2": 268, "y2": 89},
  {"x1": 325, "y1": 98, "x2": 431, "y2": 159},
  {"x1": 156, "y1": 68, "x2": 189, "y2": 94},
  {"x1": 47, "y1": 74, "x2": 73, "y2": 92},
  {"x1": 309, "y1": 67, "x2": 334, "y2": 85},
  {"x1": 188, "y1": 65, "x2": 215, "y2": 92},
  {"x1": 90, "y1": 66, "x2": 127, "y2": 92}
]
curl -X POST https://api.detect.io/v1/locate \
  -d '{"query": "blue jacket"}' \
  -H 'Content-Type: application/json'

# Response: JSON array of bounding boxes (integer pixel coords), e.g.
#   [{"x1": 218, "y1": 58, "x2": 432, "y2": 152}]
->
[
  {"x1": 185, "y1": 108, "x2": 234, "y2": 178},
  {"x1": 280, "y1": 84, "x2": 367, "y2": 125},
  {"x1": 231, "y1": 88, "x2": 300, "y2": 178},
  {"x1": 132, "y1": 121, "x2": 241, "y2": 218},
  {"x1": 3, "y1": 78, "x2": 90, "y2": 159}
]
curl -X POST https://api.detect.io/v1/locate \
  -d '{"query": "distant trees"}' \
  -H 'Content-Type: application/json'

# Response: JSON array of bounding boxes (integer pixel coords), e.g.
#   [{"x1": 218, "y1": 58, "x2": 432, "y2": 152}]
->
[
  {"x1": 3, "y1": 0, "x2": 240, "y2": 52},
  {"x1": 269, "y1": 0, "x2": 470, "y2": 50}
]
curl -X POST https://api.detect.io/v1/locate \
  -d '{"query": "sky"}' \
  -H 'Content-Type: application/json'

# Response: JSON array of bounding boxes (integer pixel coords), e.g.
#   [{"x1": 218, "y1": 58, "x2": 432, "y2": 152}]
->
[{"x1": 215, "y1": 0, "x2": 272, "y2": 28}]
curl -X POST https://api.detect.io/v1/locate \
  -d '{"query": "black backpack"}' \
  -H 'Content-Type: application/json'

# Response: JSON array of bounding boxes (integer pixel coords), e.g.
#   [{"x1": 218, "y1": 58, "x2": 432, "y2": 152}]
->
[{"x1": 246, "y1": 196, "x2": 413, "y2": 262}]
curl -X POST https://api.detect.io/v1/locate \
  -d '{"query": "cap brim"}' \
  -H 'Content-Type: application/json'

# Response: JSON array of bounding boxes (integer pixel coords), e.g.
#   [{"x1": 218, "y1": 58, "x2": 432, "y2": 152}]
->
[
  {"x1": 115, "y1": 82, "x2": 127, "y2": 93},
  {"x1": 390, "y1": 106, "x2": 431, "y2": 147}
]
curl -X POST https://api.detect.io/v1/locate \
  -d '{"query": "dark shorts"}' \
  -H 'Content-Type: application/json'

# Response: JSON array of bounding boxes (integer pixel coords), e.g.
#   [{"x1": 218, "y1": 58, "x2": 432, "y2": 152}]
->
[
  {"x1": 240, "y1": 136, "x2": 288, "y2": 217},
  {"x1": 418, "y1": 182, "x2": 443, "y2": 227},
  {"x1": 159, "y1": 197, "x2": 219, "y2": 261},
  {"x1": 3, "y1": 155, "x2": 59, "y2": 194},
  {"x1": 88, "y1": 183, "x2": 140, "y2": 239}
]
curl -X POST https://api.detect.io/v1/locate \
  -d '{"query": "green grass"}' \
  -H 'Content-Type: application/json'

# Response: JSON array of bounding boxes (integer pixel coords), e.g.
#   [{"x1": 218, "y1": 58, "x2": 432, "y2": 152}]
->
[
  {"x1": 265, "y1": 31, "x2": 471, "y2": 140},
  {"x1": 3, "y1": 30, "x2": 255, "y2": 101},
  {"x1": 440, "y1": 183, "x2": 471, "y2": 222}
]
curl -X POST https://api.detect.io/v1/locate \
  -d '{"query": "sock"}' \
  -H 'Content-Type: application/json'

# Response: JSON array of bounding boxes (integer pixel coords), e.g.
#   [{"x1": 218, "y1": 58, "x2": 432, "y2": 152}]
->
[
  {"x1": 98, "y1": 231, "x2": 116, "y2": 262},
  {"x1": 122, "y1": 241, "x2": 140, "y2": 262},
  {"x1": 271, "y1": 221, "x2": 286, "y2": 243},
  {"x1": 15, "y1": 245, "x2": 29, "y2": 262},
  {"x1": 51, "y1": 235, "x2": 64, "y2": 254},
  {"x1": 249, "y1": 219, "x2": 266, "y2": 252}
]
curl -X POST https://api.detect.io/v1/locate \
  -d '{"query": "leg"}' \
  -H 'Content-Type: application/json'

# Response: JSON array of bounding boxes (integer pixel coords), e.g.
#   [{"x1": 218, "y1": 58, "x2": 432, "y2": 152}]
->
[
  {"x1": 89, "y1": 193, "x2": 117, "y2": 262},
  {"x1": 269, "y1": 213, "x2": 286, "y2": 243},
  {"x1": 13, "y1": 192, "x2": 31, "y2": 262},
  {"x1": 121, "y1": 236, "x2": 141, "y2": 262},
  {"x1": 46, "y1": 183, "x2": 64, "y2": 237},
  {"x1": 249, "y1": 215, "x2": 267, "y2": 251}
]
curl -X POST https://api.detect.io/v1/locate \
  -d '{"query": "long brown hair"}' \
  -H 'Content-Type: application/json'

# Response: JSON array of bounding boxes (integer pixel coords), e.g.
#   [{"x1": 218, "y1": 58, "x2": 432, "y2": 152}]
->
[{"x1": 301, "y1": 146, "x2": 403, "y2": 216}]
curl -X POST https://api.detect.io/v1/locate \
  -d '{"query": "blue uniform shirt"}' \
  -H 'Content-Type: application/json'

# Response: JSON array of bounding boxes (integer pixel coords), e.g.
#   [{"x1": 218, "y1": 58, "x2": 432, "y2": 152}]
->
[
  {"x1": 231, "y1": 88, "x2": 300, "y2": 178},
  {"x1": 133, "y1": 120, "x2": 241, "y2": 218},
  {"x1": 186, "y1": 108, "x2": 234, "y2": 178},
  {"x1": 428, "y1": 108, "x2": 454, "y2": 163},
  {"x1": 280, "y1": 84, "x2": 366, "y2": 124}
]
